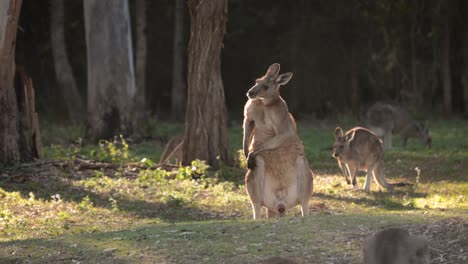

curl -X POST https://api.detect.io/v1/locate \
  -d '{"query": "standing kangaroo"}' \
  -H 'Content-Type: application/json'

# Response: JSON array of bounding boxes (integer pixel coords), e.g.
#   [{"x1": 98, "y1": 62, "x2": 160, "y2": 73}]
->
[
  {"x1": 365, "y1": 102, "x2": 432, "y2": 149},
  {"x1": 243, "y1": 63, "x2": 313, "y2": 219},
  {"x1": 363, "y1": 228, "x2": 430, "y2": 264},
  {"x1": 332, "y1": 127, "x2": 407, "y2": 191}
]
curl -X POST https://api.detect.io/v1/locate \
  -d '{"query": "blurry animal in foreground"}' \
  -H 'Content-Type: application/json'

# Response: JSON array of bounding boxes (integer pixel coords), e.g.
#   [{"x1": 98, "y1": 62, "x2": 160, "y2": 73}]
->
[
  {"x1": 258, "y1": 256, "x2": 297, "y2": 264},
  {"x1": 365, "y1": 102, "x2": 432, "y2": 149},
  {"x1": 159, "y1": 134, "x2": 184, "y2": 164},
  {"x1": 332, "y1": 127, "x2": 408, "y2": 191},
  {"x1": 243, "y1": 63, "x2": 313, "y2": 219},
  {"x1": 363, "y1": 228, "x2": 430, "y2": 264}
]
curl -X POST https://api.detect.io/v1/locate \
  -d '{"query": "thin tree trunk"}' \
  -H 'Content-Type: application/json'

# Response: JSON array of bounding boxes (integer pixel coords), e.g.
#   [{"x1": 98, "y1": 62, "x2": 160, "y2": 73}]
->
[
  {"x1": 410, "y1": 17, "x2": 419, "y2": 106},
  {"x1": 441, "y1": 4, "x2": 452, "y2": 114},
  {"x1": 350, "y1": 45, "x2": 360, "y2": 114},
  {"x1": 183, "y1": 0, "x2": 232, "y2": 169},
  {"x1": 133, "y1": 0, "x2": 147, "y2": 130},
  {"x1": 462, "y1": 2, "x2": 468, "y2": 116},
  {"x1": 50, "y1": 0, "x2": 85, "y2": 123},
  {"x1": 83, "y1": 0, "x2": 136, "y2": 140},
  {"x1": 171, "y1": 0, "x2": 186, "y2": 121},
  {"x1": 0, "y1": 0, "x2": 22, "y2": 163}
]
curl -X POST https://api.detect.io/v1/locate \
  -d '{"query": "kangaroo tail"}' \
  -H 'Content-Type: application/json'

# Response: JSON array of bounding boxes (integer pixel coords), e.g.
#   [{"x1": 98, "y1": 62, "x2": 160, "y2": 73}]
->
[{"x1": 374, "y1": 162, "x2": 410, "y2": 190}]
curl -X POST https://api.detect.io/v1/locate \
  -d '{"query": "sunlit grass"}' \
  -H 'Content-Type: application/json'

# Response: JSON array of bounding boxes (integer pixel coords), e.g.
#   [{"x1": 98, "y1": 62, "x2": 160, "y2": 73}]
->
[{"x1": 0, "y1": 117, "x2": 466, "y2": 263}]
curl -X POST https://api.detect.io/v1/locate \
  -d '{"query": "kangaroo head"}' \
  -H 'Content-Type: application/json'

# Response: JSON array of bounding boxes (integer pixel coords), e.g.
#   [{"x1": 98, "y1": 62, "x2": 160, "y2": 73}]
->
[
  {"x1": 332, "y1": 127, "x2": 355, "y2": 158},
  {"x1": 246, "y1": 63, "x2": 293, "y2": 101}
]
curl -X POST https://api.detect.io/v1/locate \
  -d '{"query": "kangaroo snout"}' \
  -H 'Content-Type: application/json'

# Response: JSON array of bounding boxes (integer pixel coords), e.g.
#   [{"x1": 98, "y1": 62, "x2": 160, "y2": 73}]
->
[{"x1": 247, "y1": 90, "x2": 257, "y2": 99}]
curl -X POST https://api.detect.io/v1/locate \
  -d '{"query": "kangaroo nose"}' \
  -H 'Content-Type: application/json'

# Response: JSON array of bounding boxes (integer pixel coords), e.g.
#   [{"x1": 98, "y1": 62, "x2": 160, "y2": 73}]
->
[{"x1": 247, "y1": 91, "x2": 257, "y2": 98}]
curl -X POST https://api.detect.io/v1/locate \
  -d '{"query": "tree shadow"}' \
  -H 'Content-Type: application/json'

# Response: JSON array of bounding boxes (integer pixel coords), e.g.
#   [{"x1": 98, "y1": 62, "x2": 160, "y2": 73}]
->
[
  {"x1": 0, "y1": 164, "x2": 218, "y2": 222},
  {"x1": 313, "y1": 189, "x2": 427, "y2": 211}
]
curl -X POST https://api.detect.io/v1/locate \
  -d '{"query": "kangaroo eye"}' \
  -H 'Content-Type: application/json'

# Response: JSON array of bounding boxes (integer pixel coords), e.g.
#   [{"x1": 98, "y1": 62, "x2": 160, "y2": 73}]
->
[{"x1": 262, "y1": 85, "x2": 268, "y2": 90}]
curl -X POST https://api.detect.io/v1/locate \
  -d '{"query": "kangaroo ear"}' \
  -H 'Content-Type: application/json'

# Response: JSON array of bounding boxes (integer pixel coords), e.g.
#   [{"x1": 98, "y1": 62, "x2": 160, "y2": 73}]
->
[
  {"x1": 346, "y1": 130, "x2": 356, "y2": 142},
  {"x1": 276, "y1": 72, "x2": 293, "y2": 85},
  {"x1": 266, "y1": 63, "x2": 280, "y2": 77},
  {"x1": 334, "y1": 127, "x2": 343, "y2": 139}
]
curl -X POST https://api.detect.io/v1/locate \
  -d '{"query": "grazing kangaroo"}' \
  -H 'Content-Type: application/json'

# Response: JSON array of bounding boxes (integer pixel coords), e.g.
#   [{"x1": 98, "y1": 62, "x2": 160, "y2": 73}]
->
[
  {"x1": 332, "y1": 127, "x2": 407, "y2": 191},
  {"x1": 363, "y1": 228, "x2": 430, "y2": 264},
  {"x1": 159, "y1": 133, "x2": 184, "y2": 164},
  {"x1": 243, "y1": 63, "x2": 313, "y2": 219},
  {"x1": 365, "y1": 102, "x2": 432, "y2": 149}
]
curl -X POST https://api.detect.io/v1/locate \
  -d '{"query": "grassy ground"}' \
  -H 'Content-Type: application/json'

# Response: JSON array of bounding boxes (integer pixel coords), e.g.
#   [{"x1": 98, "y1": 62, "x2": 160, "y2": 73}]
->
[{"x1": 0, "y1": 116, "x2": 467, "y2": 263}]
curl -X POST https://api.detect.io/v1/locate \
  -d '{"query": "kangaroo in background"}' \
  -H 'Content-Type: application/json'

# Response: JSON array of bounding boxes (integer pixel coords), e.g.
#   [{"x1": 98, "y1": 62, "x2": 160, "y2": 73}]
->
[
  {"x1": 332, "y1": 127, "x2": 407, "y2": 191},
  {"x1": 365, "y1": 102, "x2": 432, "y2": 149},
  {"x1": 363, "y1": 228, "x2": 430, "y2": 264},
  {"x1": 243, "y1": 63, "x2": 313, "y2": 219}
]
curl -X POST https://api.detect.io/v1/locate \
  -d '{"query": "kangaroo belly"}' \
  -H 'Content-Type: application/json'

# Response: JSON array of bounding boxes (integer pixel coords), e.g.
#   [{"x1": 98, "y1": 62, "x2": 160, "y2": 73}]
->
[{"x1": 259, "y1": 141, "x2": 303, "y2": 211}]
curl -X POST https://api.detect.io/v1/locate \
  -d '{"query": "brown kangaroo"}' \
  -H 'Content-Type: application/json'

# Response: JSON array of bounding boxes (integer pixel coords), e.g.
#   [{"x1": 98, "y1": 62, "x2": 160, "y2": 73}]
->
[
  {"x1": 332, "y1": 127, "x2": 408, "y2": 191},
  {"x1": 363, "y1": 228, "x2": 430, "y2": 264},
  {"x1": 243, "y1": 63, "x2": 313, "y2": 219},
  {"x1": 365, "y1": 102, "x2": 432, "y2": 149}
]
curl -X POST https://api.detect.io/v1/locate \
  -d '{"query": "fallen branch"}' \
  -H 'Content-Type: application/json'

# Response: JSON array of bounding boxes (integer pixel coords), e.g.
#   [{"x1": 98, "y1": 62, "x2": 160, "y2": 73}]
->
[{"x1": 73, "y1": 157, "x2": 180, "y2": 172}]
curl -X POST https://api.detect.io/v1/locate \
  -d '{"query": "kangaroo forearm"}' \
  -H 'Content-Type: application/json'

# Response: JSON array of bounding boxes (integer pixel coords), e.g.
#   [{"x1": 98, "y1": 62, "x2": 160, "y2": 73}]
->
[
  {"x1": 243, "y1": 120, "x2": 254, "y2": 157},
  {"x1": 256, "y1": 133, "x2": 293, "y2": 153}
]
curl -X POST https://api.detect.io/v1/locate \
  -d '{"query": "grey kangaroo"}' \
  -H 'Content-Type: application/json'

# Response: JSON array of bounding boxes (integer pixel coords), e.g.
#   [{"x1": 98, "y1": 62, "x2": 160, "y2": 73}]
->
[
  {"x1": 363, "y1": 228, "x2": 430, "y2": 264},
  {"x1": 332, "y1": 127, "x2": 408, "y2": 191},
  {"x1": 243, "y1": 63, "x2": 313, "y2": 219},
  {"x1": 365, "y1": 102, "x2": 431, "y2": 149}
]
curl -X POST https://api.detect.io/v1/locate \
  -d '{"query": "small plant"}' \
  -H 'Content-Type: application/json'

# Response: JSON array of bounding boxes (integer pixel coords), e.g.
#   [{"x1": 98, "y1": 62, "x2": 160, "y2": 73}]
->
[
  {"x1": 165, "y1": 195, "x2": 184, "y2": 207},
  {"x1": 137, "y1": 168, "x2": 171, "y2": 186},
  {"x1": 94, "y1": 135, "x2": 129, "y2": 164},
  {"x1": 236, "y1": 149, "x2": 247, "y2": 169},
  {"x1": 177, "y1": 159, "x2": 210, "y2": 180},
  {"x1": 79, "y1": 196, "x2": 94, "y2": 211},
  {"x1": 109, "y1": 197, "x2": 119, "y2": 212}
]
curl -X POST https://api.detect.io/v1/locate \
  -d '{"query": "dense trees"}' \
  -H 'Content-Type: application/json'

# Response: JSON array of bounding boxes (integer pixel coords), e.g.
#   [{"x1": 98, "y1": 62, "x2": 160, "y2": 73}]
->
[{"x1": 3, "y1": 0, "x2": 468, "y2": 164}]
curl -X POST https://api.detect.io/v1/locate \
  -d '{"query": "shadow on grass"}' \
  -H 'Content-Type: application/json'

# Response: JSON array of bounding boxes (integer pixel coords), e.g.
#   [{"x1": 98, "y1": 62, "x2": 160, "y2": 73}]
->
[
  {"x1": 313, "y1": 189, "x2": 427, "y2": 211},
  {"x1": 0, "y1": 235, "x2": 135, "y2": 264},
  {"x1": 0, "y1": 166, "x2": 216, "y2": 222}
]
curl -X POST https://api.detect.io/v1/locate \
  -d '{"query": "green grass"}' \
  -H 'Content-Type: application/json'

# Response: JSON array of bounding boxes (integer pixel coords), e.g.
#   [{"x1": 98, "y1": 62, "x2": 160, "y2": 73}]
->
[{"x1": 0, "y1": 117, "x2": 467, "y2": 263}]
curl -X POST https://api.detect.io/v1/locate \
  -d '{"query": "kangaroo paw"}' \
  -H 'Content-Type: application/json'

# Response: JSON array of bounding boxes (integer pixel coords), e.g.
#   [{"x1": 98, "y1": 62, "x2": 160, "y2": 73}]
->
[{"x1": 247, "y1": 152, "x2": 257, "y2": 169}]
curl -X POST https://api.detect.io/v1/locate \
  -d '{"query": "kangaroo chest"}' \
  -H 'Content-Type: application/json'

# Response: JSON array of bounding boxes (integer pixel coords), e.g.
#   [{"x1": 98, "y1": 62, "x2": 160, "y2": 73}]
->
[{"x1": 251, "y1": 106, "x2": 283, "y2": 131}]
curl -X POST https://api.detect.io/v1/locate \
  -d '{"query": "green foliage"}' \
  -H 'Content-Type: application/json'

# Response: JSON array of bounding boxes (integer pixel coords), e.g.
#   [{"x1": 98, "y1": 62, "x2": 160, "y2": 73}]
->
[
  {"x1": 164, "y1": 195, "x2": 185, "y2": 207},
  {"x1": 79, "y1": 196, "x2": 94, "y2": 211},
  {"x1": 137, "y1": 168, "x2": 171, "y2": 186},
  {"x1": 93, "y1": 135, "x2": 129, "y2": 164},
  {"x1": 176, "y1": 159, "x2": 210, "y2": 180}
]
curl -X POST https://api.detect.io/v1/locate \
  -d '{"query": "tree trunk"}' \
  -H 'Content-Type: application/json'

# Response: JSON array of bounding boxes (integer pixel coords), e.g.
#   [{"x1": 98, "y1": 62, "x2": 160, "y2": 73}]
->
[
  {"x1": 83, "y1": 0, "x2": 137, "y2": 140},
  {"x1": 462, "y1": 2, "x2": 468, "y2": 116},
  {"x1": 183, "y1": 0, "x2": 232, "y2": 169},
  {"x1": 350, "y1": 45, "x2": 360, "y2": 114},
  {"x1": 410, "y1": 17, "x2": 419, "y2": 107},
  {"x1": 133, "y1": 0, "x2": 147, "y2": 130},
  {"x1": 49, "y1": 0, "x2": 85, "y2": 123},
  {"x1": 441, "y1": 5, "x2": 452, "y2": 114},
  {"x1": 0, "y1": 0, "x2": 22, "y2": 164},
  {"x1": 171, "y1": 0, "x2": 186, "y2": 121}
]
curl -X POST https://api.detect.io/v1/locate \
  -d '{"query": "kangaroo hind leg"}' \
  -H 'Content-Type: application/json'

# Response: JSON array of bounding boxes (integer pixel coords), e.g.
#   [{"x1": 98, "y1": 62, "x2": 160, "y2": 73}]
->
[
  {"x1": 245, "y1": 156, "x2": 265, "y2": 219},
  {"x1": 296, "y1": 157, "x2": 313, "y2": 217}
]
